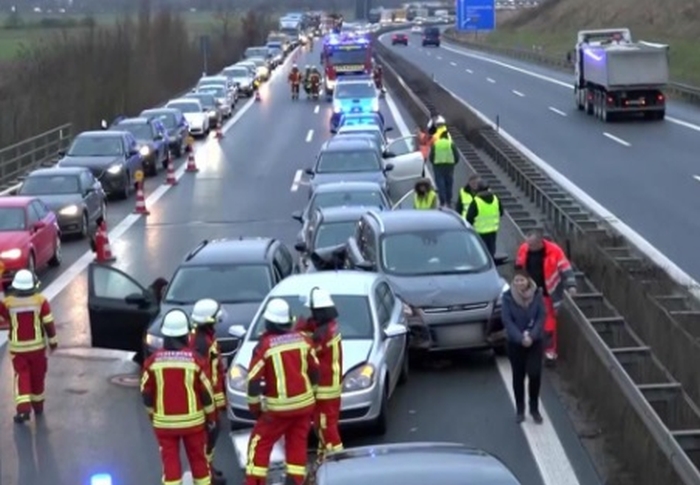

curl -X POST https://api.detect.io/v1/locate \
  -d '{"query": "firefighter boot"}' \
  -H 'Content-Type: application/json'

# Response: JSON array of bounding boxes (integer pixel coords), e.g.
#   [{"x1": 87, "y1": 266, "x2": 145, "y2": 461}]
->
[{"x1": 13, "y1": 413, "x2": 30, "y2": 424}]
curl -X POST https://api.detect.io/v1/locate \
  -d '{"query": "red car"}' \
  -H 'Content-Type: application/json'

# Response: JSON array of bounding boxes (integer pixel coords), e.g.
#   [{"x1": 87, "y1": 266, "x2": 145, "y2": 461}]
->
[
  {"x1": 0, "y1": 196, "x2": 62, "y2": 286},
  {"x1": 392, "y1": 33, "x2": 409, "y2": 46}
]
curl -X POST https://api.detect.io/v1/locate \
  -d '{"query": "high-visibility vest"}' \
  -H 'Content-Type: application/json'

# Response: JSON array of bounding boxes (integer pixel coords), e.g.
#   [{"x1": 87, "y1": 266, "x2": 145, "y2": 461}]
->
[
  {"x1": 3, "y1": 294, "x2": 57, "y2": 353},
  {"x1": 459, "y1": 188, "x2": 474, "y2": 218},
  {"x1": 431, "y1": 126, "x2": 449, "y2": 144},
  {"x1": 414, "y1": 190, "x2": 436, "y2": 209},
  {"x1": 433, "y1": 138, "x2": 455, "y2": 165},
  {"x1": 473, "y1": 196, "x2": 500, "y2": 234}
]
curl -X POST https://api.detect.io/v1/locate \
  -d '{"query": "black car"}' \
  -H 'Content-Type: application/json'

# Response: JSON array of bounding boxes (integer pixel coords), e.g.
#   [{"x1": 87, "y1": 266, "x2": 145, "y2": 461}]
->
[
  {"x1": 109, "y1": 117, "x2": 169, "y2": 176},
  {"x1": 422, "y1": 26, "x2": 441, "y2": 47},
  {"x1": 140, "y1": 108, "x2": 189, "y2": 157},
  {"x1": 392, "y1": 33, "x2": 408, "y2": 45},
  {"x1": 294, "y1": 206, "x2": 374, "y2": 270},
  {"x1": 57, "y1": 130, "x2": 143, "y2": 199},
  {"x1": 86, "y1": 237, "x2": 298, "y2": 363}
]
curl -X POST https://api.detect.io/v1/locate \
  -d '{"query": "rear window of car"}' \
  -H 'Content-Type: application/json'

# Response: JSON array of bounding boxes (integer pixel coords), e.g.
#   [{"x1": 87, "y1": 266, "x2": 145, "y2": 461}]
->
[{"x1": 424, "y1": 27, "x2": 440, "y2": 35}]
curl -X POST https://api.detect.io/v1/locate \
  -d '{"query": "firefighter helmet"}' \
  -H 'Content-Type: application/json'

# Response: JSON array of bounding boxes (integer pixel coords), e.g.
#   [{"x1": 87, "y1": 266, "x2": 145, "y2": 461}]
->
[
  {"x1": 11, "y1": 269, "x2": 36, "y2": 291},
  {"x1": 191, "y1": 298, "x2": 222, "y2": 326},
  {"x1": 161, "y1": 309, "x2": 191, "y2": 337},
  {"x1": 263, "y1": 298, "x2": 292, "y2": 326},
  {"x1": 306, "y1": 287, "x2": 335, "y2": 309},
  {"x1": 434, "y1": 115, "x2": 446, "y2": 125}
]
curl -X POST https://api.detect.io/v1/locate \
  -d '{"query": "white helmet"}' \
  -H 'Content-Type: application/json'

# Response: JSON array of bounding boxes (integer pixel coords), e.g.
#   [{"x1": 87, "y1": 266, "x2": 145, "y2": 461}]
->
[
  {"x1": 11, "y1": 269, "x2": 35, "y2": 291},
  {"x1": 306, "y1": 287, "x2": 335, "y2": 309},
  {"x1": 293, "y1": 63, "x2": 298, "y2": 68},
  {"x1": 161, "y1": 309, "x2": 191, "y2": 337},
  {"x1": 191, "y1": 298, "x2": 221, "y2": 326},
  {"x1": 263, "y1": 298, "x2": 292, "y2": 325},
  {"x1": 434, "y1": 115, "x2": 446, "y2": 125}
]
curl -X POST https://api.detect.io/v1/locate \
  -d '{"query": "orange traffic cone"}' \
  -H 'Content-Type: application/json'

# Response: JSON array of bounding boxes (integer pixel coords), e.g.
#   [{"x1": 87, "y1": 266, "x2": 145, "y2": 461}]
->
[
  {"x1": 215, "y1": 121, "x2": 224, "y2": 139},
  {"x1": 164, "y1": 152, "x2": 178, "y2": 185},
  {"x1": 133, "y1": 182, "x2": 150, "y2": 215},
  {"x1": 185, "y1": 151, "x2": 198, "y2": 172},
  {"x1": 93, "y1": 220, "x2": 116, "y2": 262}
]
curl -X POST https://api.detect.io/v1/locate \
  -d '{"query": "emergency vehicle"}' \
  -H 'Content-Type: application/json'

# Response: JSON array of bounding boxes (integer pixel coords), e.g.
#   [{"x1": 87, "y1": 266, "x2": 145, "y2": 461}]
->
[{"x1": 321, "y1": 34, "x2": 372, "y2": 99}]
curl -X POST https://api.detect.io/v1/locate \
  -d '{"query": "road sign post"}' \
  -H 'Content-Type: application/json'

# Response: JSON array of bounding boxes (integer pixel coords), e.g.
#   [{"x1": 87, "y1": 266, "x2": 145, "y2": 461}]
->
[
  {"x1": 456, "y1": 0, "x2": 495, "y2": 32},
  {"x1": 200, "y1": 35, "x2": 210, "y2": 75}
]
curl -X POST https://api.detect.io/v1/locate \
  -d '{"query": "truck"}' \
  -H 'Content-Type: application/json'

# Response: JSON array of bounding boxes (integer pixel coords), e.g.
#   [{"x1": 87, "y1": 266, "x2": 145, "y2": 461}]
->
[
  {"x1": 573, "y1": 28, "x2": 669, "y2": 122},
  {"x1": 279, "y1": 17, "x2": 302, "y2": 43}
]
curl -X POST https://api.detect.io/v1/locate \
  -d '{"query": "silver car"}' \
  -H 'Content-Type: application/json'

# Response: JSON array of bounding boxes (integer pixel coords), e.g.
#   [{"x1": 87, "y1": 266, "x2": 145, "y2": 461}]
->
[
  {"x1": 223, "y1": 65, "x2": 256, "y2": 97},
  {"x1": 227, "y1": 271, "x2": 409, "y2": 435},
  {"x1": 196, "y1": 85, "x2": 233, "y2": 118},
  {"x1": 197, "y1": 75, "x2": 236, "y2": 101}
]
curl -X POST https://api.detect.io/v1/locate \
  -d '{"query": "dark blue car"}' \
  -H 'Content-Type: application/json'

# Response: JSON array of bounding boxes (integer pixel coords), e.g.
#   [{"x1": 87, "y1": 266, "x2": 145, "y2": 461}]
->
[{"x1": 109, "y1": 116, "x2": 169, "y2": 176}]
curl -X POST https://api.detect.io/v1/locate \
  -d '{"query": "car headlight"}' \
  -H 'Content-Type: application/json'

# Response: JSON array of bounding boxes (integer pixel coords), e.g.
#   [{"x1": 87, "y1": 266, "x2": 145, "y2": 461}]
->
[
  {"x1": 342, "y1": 363, "x2": 375, "y2": 392},
  {"x1": 59, "y1": 205, "x2": 80, "y2": 216},
  {"x1": 0, "y1": 248, "x2": 22, "y2": 259},
  {"x1": 107, "y1": 164, "x2": 123, "y2": 174},
  {"x1": 496, "y1": 281, "x2": 510, "y2": 307},
  {"x1": 371, "y1": 98, "x2": 379, "y2": 112},
  {"x1": 229, "y1": 364, "x2": 248, "y2": 393},
  {"x1": 145, "y1": 334, "x2": 163, "y2": 349},
  {"x1": 208, "y1": 110, "x2": 217, "y2": 117},
  {"x1": 139, "y1": 146, "x2": 151, "y2": 156}
]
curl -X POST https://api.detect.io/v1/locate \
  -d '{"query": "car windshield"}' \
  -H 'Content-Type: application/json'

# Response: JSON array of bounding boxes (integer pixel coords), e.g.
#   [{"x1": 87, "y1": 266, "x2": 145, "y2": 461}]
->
[
  {"x1": 310, "y1": 190, "x2": 385, "y2": 214},
  {"x1": 381, "y1": 229, "x2": 491, "y2": 276},
  {"x1": 335, "y1": 83, "x2": 376, "y2": 99},
  {"x1": 187, "y1": 95, "x2": 215, "y2": 108},
  {"x1": 168, "y1": 102, "x2": 200, "y2": 113},
  {"x1": 146, "y1": 112, "x2": 176, "y2": 128},
  {"x1": 314, "y1": 221, "x2": 359, "y2": 248},
  {"x1": 225, "y1": 68, "x2": 249, "y2": 78},
  {"x1": 164, "y1": 264, "x2": 272, "y2": 305},
  {"x1": 67, "y1": 135, "x2": 123, "y2": 157},
  {"x1": 0, "y1": 207, "x2": 26, "y2": 231},
  {"x1": 118, "y1": 124, "x2": 152, "y2": 141},
  {"x1": 250, "y1": 295, "x2": 373, "y2": 340},
  {"x1": 199, "y1": 86, "x2": 226, "y2": 97},
  {"x1": 246, "y1": 48, "x2": 268, "y2": 58},
  {"x1": 328, "y1": 48, "x2": 367, "y2": 65},
  {"x1": 316, "y1": 150, "x2": 381, "y2": 173},
  {"x1": 20, "y1": 175, "x2": 80, "y2": 195}
]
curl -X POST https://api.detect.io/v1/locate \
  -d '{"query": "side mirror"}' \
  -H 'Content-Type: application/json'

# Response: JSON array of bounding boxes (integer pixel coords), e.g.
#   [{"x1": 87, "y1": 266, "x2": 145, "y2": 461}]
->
[
  {"x1": 494, "y1": 254, "x2": 510, "y2": 266},
  {"x1": 304, "y1": 168, "x2": 315, "y2": 177},
  {"x1": 125, "y1": 292, "x2": 149, "y2": 306},
  {"x1": 57, "y1": 150, "x2": 66, "y2": 157},
  {"x1": 355, "y1": 260, "x2": 375, "y2": 271},
  {"x1": 384, "y1": 126, "x2": 394, "y2": 132},
  {"x1": 228, "y1": 324, "x2": 247, "y2": 339},
  {"x1": 129, "y1": 148, "x2": 139, "y2": 156},
  {"x1": 291, "y1": 211, "x2": 303, "y2": 222},
  {"x1": 383, "y1": 322, "x2": 408, "y2": 339},
  {"x1": 383, "y1": 151, "x2": 396, "y2": 158},
  {"x1": 294, "y1": 242, "x2": 308, "y2": 252},
  {"x1": 32, "y1": 221, "x2": 46, "y2": 230},
  {"x1": 384, "y1": 163, "x2": 395, "y2": 172}
]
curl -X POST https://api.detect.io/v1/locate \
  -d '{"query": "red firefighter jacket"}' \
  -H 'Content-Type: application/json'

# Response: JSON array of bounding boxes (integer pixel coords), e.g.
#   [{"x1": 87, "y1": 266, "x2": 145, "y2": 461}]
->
[
  {"x1": 515, "y1": 239, "x2": 575, "y2": 311},
  {"x1": 246, "y1": 331, "x2": 319, "y2": 417},
  {"x1": 289, "y1": 71, "x2": 302, "y2": 83},
  {"x1": 190, "y1": 328, "x2": 226, "y2": 409},
  {"x1": 140, "y1": 348, "x2": 216, "y2": 432},
  {"x1": 295, "y1": 318, "x2": 342, "y2": 400},
  {"x1": 0, "y1": 293, "x2": 57, "y2": 353}
]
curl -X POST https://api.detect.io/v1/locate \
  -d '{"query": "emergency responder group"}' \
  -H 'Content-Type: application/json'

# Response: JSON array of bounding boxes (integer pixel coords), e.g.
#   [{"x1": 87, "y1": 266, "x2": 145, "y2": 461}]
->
[{"x1": 290, "y1": 64, "x2": 322, "y2": 99}]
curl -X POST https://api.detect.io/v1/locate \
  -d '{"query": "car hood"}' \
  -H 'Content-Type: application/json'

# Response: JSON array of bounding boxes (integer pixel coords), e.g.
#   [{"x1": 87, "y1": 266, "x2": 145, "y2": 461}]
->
[
  {"x1": 183, "y1": 112, "x2": 207, "y2": 125},
  {"x1": 311, "y1": 172, "x2": 385, "y2": 189},
  {"x1": 0, "y1": 231, "x2": 30, "y2": 249},
  {"x1": 58, "y1": 155, "x2": 122, "y2": 169},
  {"x1": 147, "y1": 302, "x2": 261, "y2": 338},
  {"x1": 234, "y1": 338, "x2": 374, "y2": 375},
  {"x1": 35, "y1": 194, "x2": 83, "y2": 211},
  {"x1": 389, "y1": 270, "x2": 505, "y2": 307},
  {"x1": 232, "y1": 76, "x2": 253, "y2": 85}
]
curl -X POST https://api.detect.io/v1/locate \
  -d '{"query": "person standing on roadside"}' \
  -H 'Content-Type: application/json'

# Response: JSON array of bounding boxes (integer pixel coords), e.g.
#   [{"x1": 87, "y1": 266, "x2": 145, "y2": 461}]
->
[
  {"x1": 502, "y1": 269, "x2": 545, "y2": 424},
  {"x1": 455, "y1": 175, "x2": 481, "y2": 218},
  {"x1": 514, "y1": 228, "x2": 577, "y2": 365},
  {"x1": 428, "y1": 131, "x2": 459, "y2": 207},
  {"x1": 466, "y1": 181, "x2": 503, "y2": 257}
]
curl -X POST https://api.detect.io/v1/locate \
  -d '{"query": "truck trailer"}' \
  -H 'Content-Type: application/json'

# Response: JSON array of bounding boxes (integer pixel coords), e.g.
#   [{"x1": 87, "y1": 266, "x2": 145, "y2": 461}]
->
[{"x1": 574, "y1": 28, "x2": 669, "y2": 122}]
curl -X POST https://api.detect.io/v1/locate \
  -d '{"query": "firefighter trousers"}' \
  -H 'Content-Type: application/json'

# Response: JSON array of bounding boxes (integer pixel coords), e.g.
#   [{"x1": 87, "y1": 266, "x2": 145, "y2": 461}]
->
[
  {"x1": 543, "y1": 296, "x2": 558, "y2": 359},
  {"x1": 155, "y1": 427, "x2": 211, "y2": 485},
  {"x1": 11, "y1": 349, "x2": 47, "y2": 414},
  {"x1": 314, "y1": 398, "x2": 343, "y2": 456},
  {"x1": 245, "y1": 411, "x2": 313, "y2": 485}
]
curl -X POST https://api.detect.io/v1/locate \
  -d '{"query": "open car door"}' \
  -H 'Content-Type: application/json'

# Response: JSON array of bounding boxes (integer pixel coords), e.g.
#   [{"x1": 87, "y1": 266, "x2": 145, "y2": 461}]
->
[
  {"x1": 392, "y1": 189, "x2": 417, "y2": 210},
  {"x1": 87, "y1": 263, "x2": 160, "y2": 352},
  {"x1": 383, "y1": 136, "x2": 425, "y2": 201}
]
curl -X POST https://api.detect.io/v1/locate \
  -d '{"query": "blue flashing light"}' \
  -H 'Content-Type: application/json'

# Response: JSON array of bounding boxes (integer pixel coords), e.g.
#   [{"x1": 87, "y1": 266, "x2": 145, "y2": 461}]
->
[{"x1": 90, "y1": 474, "x2": 113, "y2": 485}]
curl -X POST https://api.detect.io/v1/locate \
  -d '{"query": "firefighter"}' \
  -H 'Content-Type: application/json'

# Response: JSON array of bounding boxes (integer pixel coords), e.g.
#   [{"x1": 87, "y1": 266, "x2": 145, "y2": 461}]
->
[
  {"x1": 309, "y1": 67, "x2": 321, "y2": 98},
  {"x1": 295, "y1": 288, "x2": 343, "y2": 459},
  {"x1": 190, "y1": 299, "x2": 227, "y2": 484},
  {"x1": 245, "y1": 298, "x2": 319, "y2": 485},
  {"x1": 141, "y1": 309, "x2": 217, "y2": 485},
  {"x1": 0, "y1": 269, "x2": 57, "y2": 424},
  {"x1": 373, "y1": 63, "x2": 383, "y2": 90},
  {"x1": 303, "y1": 65, "x2": 312, "y2": 95},
  {"x1": 288, "y1": 64, "x2": 302, "y2": 99}
]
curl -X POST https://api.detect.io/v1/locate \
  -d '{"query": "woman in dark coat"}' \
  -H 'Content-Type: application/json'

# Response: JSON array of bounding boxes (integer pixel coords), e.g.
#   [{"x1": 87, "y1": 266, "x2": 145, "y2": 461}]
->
[{"x1": 501, "y1": 269, "x2": 546, "y2": 424}]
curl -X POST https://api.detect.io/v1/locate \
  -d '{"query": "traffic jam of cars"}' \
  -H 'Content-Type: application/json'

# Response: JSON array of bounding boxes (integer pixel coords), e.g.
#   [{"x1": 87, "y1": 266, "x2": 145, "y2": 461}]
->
[{"x1": 1, "y1": 16, "x2": 522, "y2": 485}]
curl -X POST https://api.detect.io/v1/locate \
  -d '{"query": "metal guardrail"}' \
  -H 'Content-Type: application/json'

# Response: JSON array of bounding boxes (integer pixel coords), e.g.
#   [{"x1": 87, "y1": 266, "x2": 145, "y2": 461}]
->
[
  {"x1": 0, "y1": 123, "x2": 73, "y2": 194},
  {"x1": 373, "y1": 26, "x2": 700, "y2": 485},
  {"x1": 441, "y1": 30, "x2": 700, "y2": 105}
]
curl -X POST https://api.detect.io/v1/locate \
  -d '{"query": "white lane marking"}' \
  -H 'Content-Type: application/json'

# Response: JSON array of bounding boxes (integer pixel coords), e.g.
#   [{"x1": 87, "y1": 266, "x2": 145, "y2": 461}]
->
[
  {"x1": 466, "y1": 69, "x2": 473, "y2": 74},
  {"x1": 440, "y1": 42, "x2": 700, "y2": 133},
  {"x1": 496, "y1": 359, "x2": 581, "y2": 485},
  {"x1": 487, "y1": 77, "x2": 495, "y2": 83},
  {"x1": 450, "y1": 61, "x2": 457, "y2": 66},
  {"x1": 603, "y1": 132, "x2": 631, "y2": 147},
  {"x1": 549, "y1": 107, "x2": 567, "y2": 117},
  {"x1": 314, "y1": 105, "x2": 320, "y2": 114},
  {"x1": 305, "y1": 129, "x2": 314, "y2": 142},
  {"x1": 512, "y1": 90, "x2": 525, "y2": 97},
  {"x1": 290, "y1": 169, "x2": 303, "y2": 192},
  {"x1": 694, "y1": 175, "x2": 700, "y2": 183},
  {"x1": 384, "y1": 73, "x2": 581, "y2": 485},
  {"x1": 437, "y1": 82, "x2": 700, "y2": 299}
]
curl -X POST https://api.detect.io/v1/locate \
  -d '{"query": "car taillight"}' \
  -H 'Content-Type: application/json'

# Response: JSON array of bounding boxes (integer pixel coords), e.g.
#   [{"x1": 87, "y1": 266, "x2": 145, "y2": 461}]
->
[{"x1": 657, "y1": 94, "x2": 665, "y2": 102}]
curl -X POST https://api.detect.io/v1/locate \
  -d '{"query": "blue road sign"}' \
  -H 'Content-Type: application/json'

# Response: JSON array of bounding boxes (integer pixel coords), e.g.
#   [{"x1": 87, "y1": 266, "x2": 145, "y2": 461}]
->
[{"x1": 456, "y1": 0, "x2": 495, "y2": 31}]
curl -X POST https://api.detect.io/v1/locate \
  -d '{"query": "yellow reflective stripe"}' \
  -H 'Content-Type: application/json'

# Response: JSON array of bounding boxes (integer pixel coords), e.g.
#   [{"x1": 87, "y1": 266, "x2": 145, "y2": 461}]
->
[
  {"x1": 199, "y1": 369, "x2": 216, "y2": 414},
  {"x1": 164, "y1": 479, "x2": 183, "y2": 485},
  {"x1": 154, "y1": 368, "x2": 165, "y2": 415},
  {"x1": 48, "y1": 336, "x2": 58, "y2": 345},
  {"x1": 286, "y1": 463, "x2": 307, "y2": 476},
  {"x1": 14, "y1": 374, "x2": 30, "y2": 404},
  {"x1": 316, "y1": 388, "x2": 342, "y2": 399},
  {"x1": 185, "y1": 367, "x2": 196, "y2": 418},
  {"x1": 9, "y1": 341, "x2": 46, "y2": 352},
  {"x1": 152, "y1": 414, "x2": 206, "y2": 428},
  {"x1": 42, "y1": 314, "x2": 54, "y2": 324},
  {"x1": 271, "y1": 352, "x2": 287, "y2": 399},
  {"x1": 328, "y1": 334, "x2": 341, "y2": 389},
  {"x1": 30, "y1": 393, "x2": 44, "y2": 401},
  {"x1": 150, "y1": 361, "x2": 198, "y2": 371},
  {"x1": 264, "y1": 391, "x2": 315, "y2": 412},
  {"x1": 193, "y1": 477, "x2": 211, "y2": 485},
  {"x1": 248, "y1": 360, "x2": 265, "y2": 380},
  {"x1": 247, "y1": 395, "x2": 261, "y2": 404},
  {"x1": 246, "y1": 434, "x2": 267, "y2": 477},
  {"x1": 140, "y1": 371, "x2": 149, "y2": 391},
  {"x1": 214, "y1": 393, "x2": 226, "y2": 407}
]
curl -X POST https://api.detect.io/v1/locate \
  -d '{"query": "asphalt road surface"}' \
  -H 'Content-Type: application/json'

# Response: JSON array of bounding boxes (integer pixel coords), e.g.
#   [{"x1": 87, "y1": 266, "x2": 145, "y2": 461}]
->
[
  {"x1": 380, "y1": 30, "x2": 700, "y2": 280},
  {"x1": 0, "y1": 43, "x2": 602, "y2": 485}
]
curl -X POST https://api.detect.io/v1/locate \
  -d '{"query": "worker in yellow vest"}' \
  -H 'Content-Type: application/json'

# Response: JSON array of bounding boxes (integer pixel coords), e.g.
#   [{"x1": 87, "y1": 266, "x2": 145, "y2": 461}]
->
[
  {"x1": 427, "y1": 115, "x2": 450, "y2": 143},
  {"x1": 413, "y1": 178, "x2": 438, "y2": 209},
  {"x1": 455, "y1": 175, "x2": 481, "y2": 217},
  {"x1": 428, "y1": 131, "x2": 459, "y2": 207},
  {"x1": 466, "y1": 182, "x2": 504, "y2": 257}
]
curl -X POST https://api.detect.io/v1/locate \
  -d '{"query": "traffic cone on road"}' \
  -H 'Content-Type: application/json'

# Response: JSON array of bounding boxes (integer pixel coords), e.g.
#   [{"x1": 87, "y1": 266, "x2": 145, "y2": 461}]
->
[
  {"x1": 215, "y1": 121, "x2": 224, "y2": 139},
  {"x1": 164, "y1": 152, "x2": 178, "y2": 185},
  {"x1": 92, "y1": 219, "x2": 116, "y2": 263},
  {"x1": 133, "y1": 182, "x2": 150, "y2": 215},
  {"x1": 185, "y1": 150, "x2": 199, "y2": 172}
]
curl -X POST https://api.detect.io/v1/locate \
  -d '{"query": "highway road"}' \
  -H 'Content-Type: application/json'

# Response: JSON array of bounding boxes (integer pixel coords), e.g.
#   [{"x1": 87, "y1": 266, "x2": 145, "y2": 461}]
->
[
  {"x1": 0, "y1": 43, "x2": 601, "y2": 485},
  {"x1": 379, "y1": 30, "x2": 700, "y2": 281}
]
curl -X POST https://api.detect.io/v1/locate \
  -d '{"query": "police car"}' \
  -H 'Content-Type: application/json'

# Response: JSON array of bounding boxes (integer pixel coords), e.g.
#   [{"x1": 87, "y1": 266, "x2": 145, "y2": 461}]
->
[{"x1": 330, "y1": 78, "x2": 379, "y2": 130}]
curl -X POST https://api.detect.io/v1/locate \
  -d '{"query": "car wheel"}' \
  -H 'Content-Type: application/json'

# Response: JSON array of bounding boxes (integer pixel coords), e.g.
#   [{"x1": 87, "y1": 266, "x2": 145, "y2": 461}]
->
[
  {"x1": 48, "y1": 235, "x2": 61, "y2": 267},
  {"x1": 174, "y1": 144, "x2": 183, "y2": 158},
  {"x1": 370, "y1": 385, "x2": 389, "y2": 436},
  {"x1": 398, "y1": 347, "x2": 409, "y2": 386},
  {"x1": 79, "y1": 212, "x2": 89, "y2": 239},
  {"x1": 147, "y1": 159, "x2": 158, "y2": 176}
]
